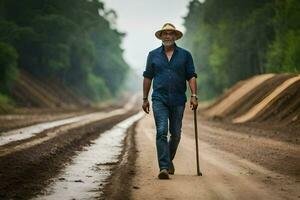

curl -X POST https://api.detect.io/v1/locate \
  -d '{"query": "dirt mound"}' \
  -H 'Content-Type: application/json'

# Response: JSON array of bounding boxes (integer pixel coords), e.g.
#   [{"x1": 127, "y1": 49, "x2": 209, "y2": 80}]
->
[
  {"x1": 203, "y1": 73, "x2": 300, "y2": 128},
  {"x1": 243, "y1": 76, "x2": 300, "y2": 126},
  {"x1": 202, "y1": 78, "x2": 248, "y2": 111},
  {"x1": 205, "y1": 74, "x2": 275, "y2": 117},
  {"x1": 10, "y1": 70, "x2": 89, "y2": 108},
  {"x1": 233, "y1": 75, "x2": 300, "y2": 123}
]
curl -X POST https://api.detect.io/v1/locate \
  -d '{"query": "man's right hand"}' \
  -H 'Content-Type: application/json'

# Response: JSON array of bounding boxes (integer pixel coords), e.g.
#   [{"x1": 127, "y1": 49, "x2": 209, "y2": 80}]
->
[{"x1": 142, "y1": 99, "x2": 150, "y2": 114}]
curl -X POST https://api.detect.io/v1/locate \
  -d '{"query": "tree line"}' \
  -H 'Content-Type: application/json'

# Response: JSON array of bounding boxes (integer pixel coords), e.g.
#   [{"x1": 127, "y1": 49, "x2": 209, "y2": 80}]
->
[
  {"x1": 0, "y1": 0, "x2": 129, "y2": 104},
  {"x1": 181, "y1": 0, "x2": 300, "y2": 100}
]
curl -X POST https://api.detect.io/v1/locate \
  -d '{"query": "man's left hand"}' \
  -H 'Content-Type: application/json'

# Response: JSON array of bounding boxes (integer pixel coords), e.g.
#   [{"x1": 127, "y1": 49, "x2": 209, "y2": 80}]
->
[{"x1": 190, "y1": 96, "x2": 198, "y2": 110}]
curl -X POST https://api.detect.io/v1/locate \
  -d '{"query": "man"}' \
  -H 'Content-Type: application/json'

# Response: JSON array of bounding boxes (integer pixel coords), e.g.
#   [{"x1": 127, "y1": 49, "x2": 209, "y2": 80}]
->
[{"x1": 142, "y1": 23, "x2": 198, "y2": 179}]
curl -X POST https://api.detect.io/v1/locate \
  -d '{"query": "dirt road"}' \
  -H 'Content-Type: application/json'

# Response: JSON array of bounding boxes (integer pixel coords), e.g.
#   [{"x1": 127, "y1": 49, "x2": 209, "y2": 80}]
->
[
  {"x1": 0, "y1": 97, "x2": 299, "y2": 199},
  {"x1": 127, "y1": 109, "x2": 300, "y2": 200},
  {"x1": 0, "y1": 96, "x2": 140, "y2": 199}
]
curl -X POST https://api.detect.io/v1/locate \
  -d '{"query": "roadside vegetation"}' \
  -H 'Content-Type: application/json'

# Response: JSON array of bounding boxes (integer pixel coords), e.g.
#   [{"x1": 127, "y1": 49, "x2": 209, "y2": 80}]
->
[
  {"x1": 182, "y1": 0, "x2": 300, "y2": 100},
  {"x1": 0, "y1": 0, "x2": 130, "y2": 109}
]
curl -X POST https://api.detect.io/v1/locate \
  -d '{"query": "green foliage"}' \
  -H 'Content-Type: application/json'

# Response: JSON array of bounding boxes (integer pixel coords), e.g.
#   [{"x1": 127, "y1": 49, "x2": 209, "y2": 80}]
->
[
  {"x1": 209, "y1": 42, "x2": 229, "y2": 89},
  {"x1": 267, "y1": 30, "x2": 300, "y2": 72},
  {"x1": 283, "y1": 31, "x2": 300, "y2": 72},
  {"x1": 182, "y1": 0, "x2": 299, "y2": 100},
  {"x1": 89, "y1": 23, "x2": 129, "y2": 96},
  {"x1": 0, "y1": 0, "x2": 129, "y2": 103},
  {"x1": 87, "y1": 74, "x2": 111, "y2": 101},
  {"x1": 0, "y1": 93, "x2": 14, "y2": 112},
  {"x1": 0, "y1": 42, "x2": 19, "y2": 92},
  {"x1": 266, "y1": 0, "x2": 300, "y2": 73}
]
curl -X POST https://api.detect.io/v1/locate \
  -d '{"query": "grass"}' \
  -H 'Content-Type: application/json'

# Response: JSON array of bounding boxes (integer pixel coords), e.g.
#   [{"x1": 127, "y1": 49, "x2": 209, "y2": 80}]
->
[{"x1": 0, "y1": 93, "x2": 14, "y2": 113}]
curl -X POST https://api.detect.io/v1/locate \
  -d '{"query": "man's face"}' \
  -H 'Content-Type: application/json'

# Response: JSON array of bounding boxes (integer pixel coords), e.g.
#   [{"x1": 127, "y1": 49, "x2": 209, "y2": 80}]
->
[{"x1": 161, "y1": 30, "x2": 176, "y2": 47}]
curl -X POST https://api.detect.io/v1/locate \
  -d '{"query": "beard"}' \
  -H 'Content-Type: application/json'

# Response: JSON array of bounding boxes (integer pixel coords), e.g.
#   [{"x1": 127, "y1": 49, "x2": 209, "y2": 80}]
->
[{"x1": 162, "y1": 40, "x2": 175, "y2": 47}]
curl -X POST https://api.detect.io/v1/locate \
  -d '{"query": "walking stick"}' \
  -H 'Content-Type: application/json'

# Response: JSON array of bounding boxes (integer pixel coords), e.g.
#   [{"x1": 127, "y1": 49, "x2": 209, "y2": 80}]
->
[{"x1": 193, "y1": 108, "x2": 203, "y2": 176}]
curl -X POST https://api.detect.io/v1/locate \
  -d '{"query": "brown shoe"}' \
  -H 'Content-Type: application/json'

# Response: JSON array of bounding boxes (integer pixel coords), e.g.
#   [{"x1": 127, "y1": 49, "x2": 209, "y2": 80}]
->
[
  {"x1": 158, "y1": 169, "x2": 169, "y2": 179},
  {"x1": 169, "y1": 162, "x2": 175, "y2": 175}
]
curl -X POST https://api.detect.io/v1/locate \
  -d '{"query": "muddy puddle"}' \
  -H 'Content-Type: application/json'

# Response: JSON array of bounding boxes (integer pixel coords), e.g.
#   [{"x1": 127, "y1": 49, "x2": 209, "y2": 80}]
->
[
  {"x1": 33, "y1": 112, "x2": 144, "y2": 200},
  {"x1": 0, "y1": 109, "x2": 130, "y2": 146}
]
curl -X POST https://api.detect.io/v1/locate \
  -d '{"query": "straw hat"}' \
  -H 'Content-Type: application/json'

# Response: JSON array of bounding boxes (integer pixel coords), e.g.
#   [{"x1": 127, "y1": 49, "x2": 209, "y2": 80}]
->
[{"x1": 155, "y1": 23, "x2": 183, "y2": 40}]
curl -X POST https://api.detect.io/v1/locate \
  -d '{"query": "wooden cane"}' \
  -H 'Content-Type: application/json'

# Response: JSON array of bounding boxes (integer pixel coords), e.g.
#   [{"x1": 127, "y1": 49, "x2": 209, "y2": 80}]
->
[{"x1": 193, "y1": 108, "x2": 203, "y2": 176}]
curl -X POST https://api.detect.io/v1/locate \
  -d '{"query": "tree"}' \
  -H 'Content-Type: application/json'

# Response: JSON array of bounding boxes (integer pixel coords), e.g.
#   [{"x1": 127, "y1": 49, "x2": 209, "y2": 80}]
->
[
  {"x1": 182, "y1": 0, "x2": 300, "y2": 100},
  {"x1": 0, "y1": 0, "x2": 130, "y2": 102},
  {"x1": 0, "y1": 42, "x2": 18, "y2": 92}
]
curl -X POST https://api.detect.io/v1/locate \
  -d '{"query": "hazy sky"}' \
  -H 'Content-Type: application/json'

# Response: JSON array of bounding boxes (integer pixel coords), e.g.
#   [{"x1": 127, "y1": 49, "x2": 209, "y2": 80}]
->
[{"x1": 102, "y1": 0, "x2": 201, "y2": 74}]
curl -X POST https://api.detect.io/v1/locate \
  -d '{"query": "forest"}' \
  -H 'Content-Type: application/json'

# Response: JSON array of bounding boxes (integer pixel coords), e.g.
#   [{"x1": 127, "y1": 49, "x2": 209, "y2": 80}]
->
[
  {"x1": 182, "y1": 0, "x2": 300, "y2": 100},
  {"x1": 1, "y1": 0, "x2": 299, "y2": 104},
  {"x1": 0, "y1": 0, "x2": 129, "y2": 105}
]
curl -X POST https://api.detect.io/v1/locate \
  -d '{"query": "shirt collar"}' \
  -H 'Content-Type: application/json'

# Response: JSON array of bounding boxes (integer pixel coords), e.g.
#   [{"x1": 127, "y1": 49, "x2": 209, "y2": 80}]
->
[{"x1": 160, "y1": 43, "x2": 178, "y2": 53}]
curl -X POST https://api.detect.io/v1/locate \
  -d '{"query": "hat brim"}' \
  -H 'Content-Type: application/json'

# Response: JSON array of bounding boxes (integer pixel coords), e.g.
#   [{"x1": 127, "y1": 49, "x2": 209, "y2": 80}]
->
[{"x1": 155, "y1": 29, "x2": 183, "y2": 40}]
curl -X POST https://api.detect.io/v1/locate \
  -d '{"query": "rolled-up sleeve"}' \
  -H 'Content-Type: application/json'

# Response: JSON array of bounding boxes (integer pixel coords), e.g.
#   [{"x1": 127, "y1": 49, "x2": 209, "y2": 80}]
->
[
  {"x1": 185, "y1": 51, "x2": 197, "y2": 81},
  {"x1": 143, "y1": 52, "x2": 154, "y2": 79}
]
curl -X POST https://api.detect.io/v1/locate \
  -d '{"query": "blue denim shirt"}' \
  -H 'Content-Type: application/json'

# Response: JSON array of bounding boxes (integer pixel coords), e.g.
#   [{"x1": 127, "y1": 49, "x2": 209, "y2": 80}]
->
[{"x1": 143, "y1": 43, "x2": 197, "y2": 106}]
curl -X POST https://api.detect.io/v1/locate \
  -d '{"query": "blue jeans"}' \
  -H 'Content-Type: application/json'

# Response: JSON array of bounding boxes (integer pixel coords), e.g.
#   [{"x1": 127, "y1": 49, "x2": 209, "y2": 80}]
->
[{"x1": 152, "y1": 100, "x2": 185, "y2": 170}]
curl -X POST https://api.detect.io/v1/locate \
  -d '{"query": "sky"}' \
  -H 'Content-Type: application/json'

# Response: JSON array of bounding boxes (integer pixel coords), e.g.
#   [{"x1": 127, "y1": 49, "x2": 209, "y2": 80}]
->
[{"x1": 102, "y1": 0, "x2": 202, "y2": 74}]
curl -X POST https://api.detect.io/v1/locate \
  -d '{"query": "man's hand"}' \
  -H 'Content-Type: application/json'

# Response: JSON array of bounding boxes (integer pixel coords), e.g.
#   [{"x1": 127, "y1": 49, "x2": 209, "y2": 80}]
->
[
  {"x1": 142, "y1": 99, "x2": 150, "y2": 114},
  {"x1": 190, "y1": 96, "x2": 198, "y2": 110}
]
